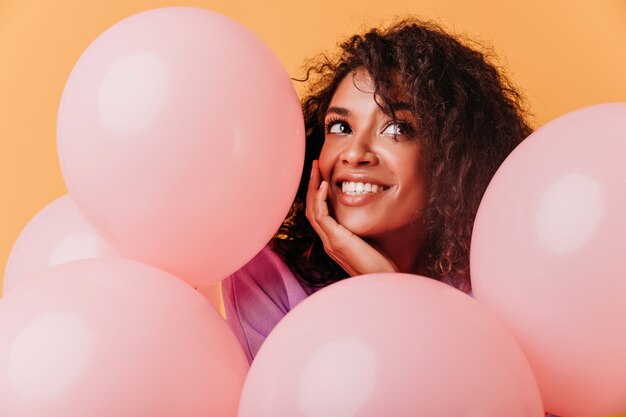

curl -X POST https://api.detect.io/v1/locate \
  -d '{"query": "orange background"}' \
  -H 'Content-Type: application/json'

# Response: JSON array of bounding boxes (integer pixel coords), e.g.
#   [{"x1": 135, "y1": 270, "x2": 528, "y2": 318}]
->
[{"x1": 1, "y1": 0, "x2": 625, "y2": 295}]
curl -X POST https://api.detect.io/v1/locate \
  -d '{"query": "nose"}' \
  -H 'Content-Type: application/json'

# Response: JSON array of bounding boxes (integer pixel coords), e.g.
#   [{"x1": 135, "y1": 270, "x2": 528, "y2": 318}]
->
[{"x1": 340, "y1": 132, "x2": 379, "y2": 166}]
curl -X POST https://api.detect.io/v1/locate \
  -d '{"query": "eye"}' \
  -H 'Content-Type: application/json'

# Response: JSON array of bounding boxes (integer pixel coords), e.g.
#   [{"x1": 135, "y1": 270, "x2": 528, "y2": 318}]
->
[
  {"x1": 325, "y1": 118, "x2": 352, "y2": 135},
  {"x1": 381, "y1": 121, "x2": 411, "y2": 136}
]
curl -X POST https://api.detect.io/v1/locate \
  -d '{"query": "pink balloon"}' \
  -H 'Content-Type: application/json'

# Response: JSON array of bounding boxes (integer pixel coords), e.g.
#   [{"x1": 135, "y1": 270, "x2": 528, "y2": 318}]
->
[
  {"x1": 239, "y1": 274, "x2": 544, "y2": 417},
  {"x1": 57, "y1": 7, "x2": 304, "y2": 287},
  {"x1": 0, "y1": 258, "x2": 248, "y2": 417},
  {"x1": 471, "y1": 103, "x2": 626, "y2": 417},
  {"x1": 3, "y1": 195, "x2": 118, "y2": 294}
]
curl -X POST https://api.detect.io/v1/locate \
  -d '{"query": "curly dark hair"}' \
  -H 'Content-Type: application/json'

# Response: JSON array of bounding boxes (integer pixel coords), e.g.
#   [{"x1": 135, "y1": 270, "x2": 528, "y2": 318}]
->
[{"x1": 273, "y1": 18, "x2": 532, "y2": 293}]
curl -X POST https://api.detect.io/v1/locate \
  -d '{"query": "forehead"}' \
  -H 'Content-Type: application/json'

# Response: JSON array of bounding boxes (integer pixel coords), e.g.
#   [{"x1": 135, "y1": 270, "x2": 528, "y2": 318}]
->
[{"x1": 328, "y1": 68, "x2": 412, "y2": 114}]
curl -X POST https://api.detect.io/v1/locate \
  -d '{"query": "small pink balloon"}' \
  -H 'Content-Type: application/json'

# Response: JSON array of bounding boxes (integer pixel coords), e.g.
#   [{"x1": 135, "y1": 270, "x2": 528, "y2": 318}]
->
[
  {"x1": 0, "y1": 258, "x2": 248, "y2": 417},
  {"x1": 3, "y1": 195, "x2": 118, "y2": 294},
  {"x1": 471, "y1": 103, "x2": 626, "y2": 417},
  {"x1": 239, "y1": 274, "x2": 544, "y2": 417},
  {"x1": 57, "y1": 7, "x2": 304, "y2": 287}
]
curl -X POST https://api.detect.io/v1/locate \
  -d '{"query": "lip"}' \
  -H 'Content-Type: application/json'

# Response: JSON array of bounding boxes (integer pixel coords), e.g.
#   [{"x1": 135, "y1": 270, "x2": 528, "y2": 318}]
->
[
  {"x1": 335, "y1": 187, "x2": 388, "y2": 206},
  {"x1": 333, "y1": 173, "x2": 393, "y2": 189},
  {"x1": 331, "y1": 175, "x2": 394, "y2": 207}
]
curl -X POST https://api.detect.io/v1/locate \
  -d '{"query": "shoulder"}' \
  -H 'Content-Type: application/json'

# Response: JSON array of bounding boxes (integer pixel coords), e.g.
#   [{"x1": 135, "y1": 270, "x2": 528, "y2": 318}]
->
[
  {"x1": 221, "y1": 244, "x2": 311, "y2": 362},
  {"x1": 224, "y1": 245, "x2": 311, "y2": 310}
]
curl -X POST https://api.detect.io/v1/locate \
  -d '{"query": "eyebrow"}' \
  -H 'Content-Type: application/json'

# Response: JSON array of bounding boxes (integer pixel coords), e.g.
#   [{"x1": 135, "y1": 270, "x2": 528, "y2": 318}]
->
[
  {"x1": 325, "y1": 102, "x2": 413, "y2": 118},
  {"x1": 325, "y1": 106, "x2": 350, "y2": 117}
]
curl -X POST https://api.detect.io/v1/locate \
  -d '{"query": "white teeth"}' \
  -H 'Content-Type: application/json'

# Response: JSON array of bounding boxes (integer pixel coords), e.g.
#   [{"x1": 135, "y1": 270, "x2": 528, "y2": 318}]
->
[{"x1": 340, "y1": 181, "x2": 384, "y2": 195}]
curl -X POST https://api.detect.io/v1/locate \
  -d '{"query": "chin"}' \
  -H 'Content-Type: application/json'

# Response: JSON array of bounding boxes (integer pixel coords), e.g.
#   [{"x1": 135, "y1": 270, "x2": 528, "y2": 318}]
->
[{"x1": 335, "y1": 216, "x2": 381, "y2": 238}]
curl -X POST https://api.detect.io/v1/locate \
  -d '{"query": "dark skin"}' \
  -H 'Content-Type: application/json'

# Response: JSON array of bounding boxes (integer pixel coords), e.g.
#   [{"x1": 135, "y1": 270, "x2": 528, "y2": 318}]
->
[{"x1": 305, "y1": 69, "x2": 430, "y2": 277}]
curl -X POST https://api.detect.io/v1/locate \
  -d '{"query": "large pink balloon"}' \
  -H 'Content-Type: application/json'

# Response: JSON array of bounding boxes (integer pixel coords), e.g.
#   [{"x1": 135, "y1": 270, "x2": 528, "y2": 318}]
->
[
  {"x1": 471, "y1": 103, "x2": 626, "y2": 417},
  {"x1": 57, "y1": 7, "x2": 304, "y2": 287},
  {"x1": 0, "y1": 258, "x2": 248, "y2": 417},
  {"x1": 3, "y1": 195, "x2": 118, "y2": 294},
  {"x1": 239, "y1": 274, "x2": 544, "y2": 417}
]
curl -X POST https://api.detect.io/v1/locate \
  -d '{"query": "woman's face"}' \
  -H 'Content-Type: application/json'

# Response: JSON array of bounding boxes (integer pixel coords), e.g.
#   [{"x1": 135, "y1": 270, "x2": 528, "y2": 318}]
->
[{"x1": 318, "y1": 69, "x2": 427, "y2": 240}]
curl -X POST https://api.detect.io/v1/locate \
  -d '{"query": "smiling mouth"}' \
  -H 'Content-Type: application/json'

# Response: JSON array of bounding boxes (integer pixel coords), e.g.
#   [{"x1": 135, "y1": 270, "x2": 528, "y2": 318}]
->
[{"x1": 337, "y1": 181, "x2": 391, "y2": 196}]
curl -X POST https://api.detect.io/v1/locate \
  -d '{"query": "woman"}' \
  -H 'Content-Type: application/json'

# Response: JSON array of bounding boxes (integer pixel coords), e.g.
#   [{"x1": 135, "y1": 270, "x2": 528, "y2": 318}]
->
[{"x1": 222, "y1": 18, "x2": 532, "y2": 364}]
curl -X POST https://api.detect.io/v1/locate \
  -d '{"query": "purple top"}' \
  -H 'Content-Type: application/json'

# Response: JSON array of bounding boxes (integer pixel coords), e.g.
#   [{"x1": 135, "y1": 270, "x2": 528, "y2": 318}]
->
[
  {"x1": 221, "y1": 244, "x2": 318, "y2": 363},
  {"x1": 222, "y1": 245, "x2": 557, "y2": 417}
]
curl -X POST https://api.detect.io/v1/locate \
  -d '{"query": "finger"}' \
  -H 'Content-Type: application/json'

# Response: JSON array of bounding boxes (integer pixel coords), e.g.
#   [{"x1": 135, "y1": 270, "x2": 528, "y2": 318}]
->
[
  {"x1": 309, "y1": 176, "x2": 355, "y2": 270},
  {"x1": 305, "y1": 162, "x2": 332, "y2": 243},
  {"x1": 315, "y1": 183, "x2": 356, "y2": 250},
  {"x1": 316, "y1": 212, "x2": 351, "y2": 245},
  {"x1": 315, "y1": 181, "x2": 342, "y2": 233},
  {"x1": 315, "y1": 180, "x2": 331, "y2": 218},
  {"x1": 305, "y1": 160, "x2": 322, "y2": 224},
  {"x1": 314, "y1": 181, "x2": 346, "y2": 241},
  {"x1": 306, "y1": 160, "x2": 321, "y2": 205}
]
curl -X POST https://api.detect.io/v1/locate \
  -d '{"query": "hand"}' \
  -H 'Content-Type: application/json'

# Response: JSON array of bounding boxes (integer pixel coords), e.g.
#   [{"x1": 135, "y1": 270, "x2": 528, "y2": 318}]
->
[{"x1": 305, "y1": 160, "x2": 399, "y2": 277}]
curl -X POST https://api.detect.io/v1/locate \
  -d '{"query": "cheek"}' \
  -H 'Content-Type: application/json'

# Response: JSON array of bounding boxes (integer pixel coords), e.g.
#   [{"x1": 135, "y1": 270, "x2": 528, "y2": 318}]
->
[
  {"x1": 398, "y1": 158, "x2": 427, "y2": 205},
  {"x1": 318, "y1": 143, "x2": 335, "y2": 181}
]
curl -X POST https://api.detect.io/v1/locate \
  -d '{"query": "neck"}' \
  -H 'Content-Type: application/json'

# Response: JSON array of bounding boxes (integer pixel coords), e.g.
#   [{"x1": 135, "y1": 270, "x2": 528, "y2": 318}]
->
[{"x1": 365, "y1": 224, "x2": 429, "y2": 277}]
